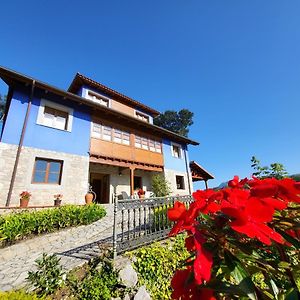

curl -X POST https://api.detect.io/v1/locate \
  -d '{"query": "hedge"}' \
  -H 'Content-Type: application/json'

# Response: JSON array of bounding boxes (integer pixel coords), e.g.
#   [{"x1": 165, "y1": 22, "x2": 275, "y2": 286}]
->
[
  {"x1": 129, "y1": 234, "x2": 189, "y2": 299},
  {"x1": 0, "y1": 204, "x2": 106, "y2": 246}
]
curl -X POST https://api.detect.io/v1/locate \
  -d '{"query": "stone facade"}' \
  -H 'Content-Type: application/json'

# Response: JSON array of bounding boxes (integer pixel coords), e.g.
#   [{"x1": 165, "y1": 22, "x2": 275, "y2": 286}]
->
[
  {"x1": 164, "y1": 168, "x2": 193, "y2": 196},
  {"x1": 0, "y1": 142, "x2": 89, "y2": 207}
]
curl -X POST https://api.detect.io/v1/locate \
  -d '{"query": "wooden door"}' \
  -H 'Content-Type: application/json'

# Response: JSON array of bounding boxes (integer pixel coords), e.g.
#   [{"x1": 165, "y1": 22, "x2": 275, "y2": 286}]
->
[
  {"x1": 102, "y1": 175, "x2": 110, "y2": 203},
  {"x1": 92, "y1": 179, "x2": 102, "y2": 204}
]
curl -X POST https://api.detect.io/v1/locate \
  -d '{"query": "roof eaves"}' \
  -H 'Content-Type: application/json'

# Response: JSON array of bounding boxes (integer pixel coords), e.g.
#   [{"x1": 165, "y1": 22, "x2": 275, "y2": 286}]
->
[
  {"x1": 190, "y1": 161, "x2": 214, "y2": 179},
  {"x1": 0, "y1": 66, "x2": 199, "y2": 146}
]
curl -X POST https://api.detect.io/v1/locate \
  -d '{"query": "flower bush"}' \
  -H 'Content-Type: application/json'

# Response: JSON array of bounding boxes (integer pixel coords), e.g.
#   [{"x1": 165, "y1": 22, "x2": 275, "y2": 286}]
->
[
  {"x1": 53, "y1": 194, "x2": 63, "y2": 200},
  {"x1": 19, "y1": 191, "x2": 31, "y2": 200},
  {"x1": 168, "y1": 176, "x2": 300, "y2": 299}
]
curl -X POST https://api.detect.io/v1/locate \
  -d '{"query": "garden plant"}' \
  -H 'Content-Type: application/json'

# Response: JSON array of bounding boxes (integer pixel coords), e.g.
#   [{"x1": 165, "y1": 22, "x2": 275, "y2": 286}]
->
[
  {"x1": 0, "y1": 204, "x2": 106, "y2": 246},
  {"x1": 168, "y1": 176, "x2": 300, "y2": 299}
]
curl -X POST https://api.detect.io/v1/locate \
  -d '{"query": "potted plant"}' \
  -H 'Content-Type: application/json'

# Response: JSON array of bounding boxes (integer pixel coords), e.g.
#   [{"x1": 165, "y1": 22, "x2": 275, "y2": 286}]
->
[
  {"x1": 85, "y1": 185, "x2": 95, "y2": 205},
  {"x1": 137, "y1": 188, "x2": 145, "y2": 199},
  {"x1": 19, "y1": 191, "x2": 31, "y2": 208},
  {"x1": 53, "y1": 194, "x2": 63, "y2": 206}
]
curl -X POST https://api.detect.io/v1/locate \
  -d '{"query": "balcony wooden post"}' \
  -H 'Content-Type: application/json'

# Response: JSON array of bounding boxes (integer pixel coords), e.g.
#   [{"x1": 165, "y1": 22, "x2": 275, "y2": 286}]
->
[{"x1": 130, "y1": 167, "x2": 135, "y2": 196}]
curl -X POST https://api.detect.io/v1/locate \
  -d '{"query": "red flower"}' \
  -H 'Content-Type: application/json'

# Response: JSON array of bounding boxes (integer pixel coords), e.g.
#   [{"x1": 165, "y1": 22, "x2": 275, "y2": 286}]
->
[
  {"x1": 193, "y1": 231, "x2": 213, "y2": 285},
  {"x1": 192, "y1": 189, "x2": 222, "y2": 214},
  {"x1": 228, "y1": 176, "x2": 248, "y2": 188},
  {"x1": 222, "y1": 197, "x2": 284, "y2": 245},
  {"x1": 168, "y1": 201, "x2": 187, "y2": 221},
  {"x1": 171, "y1": 267, "x2": 216, "y2": 300}
]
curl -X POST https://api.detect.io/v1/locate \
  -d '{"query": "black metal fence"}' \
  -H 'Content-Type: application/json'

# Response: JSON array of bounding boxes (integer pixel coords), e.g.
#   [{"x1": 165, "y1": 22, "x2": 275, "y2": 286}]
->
[{"x1": 112, "y1": 195, "x2": 193, "y2": 257}]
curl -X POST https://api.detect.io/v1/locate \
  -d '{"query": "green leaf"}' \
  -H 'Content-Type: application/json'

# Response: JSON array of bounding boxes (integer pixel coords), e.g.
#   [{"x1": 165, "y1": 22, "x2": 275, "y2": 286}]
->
[
  {"x1": 224, "y1": 249, "x2": 258, "y2": 300},
  {"x1": 269, "y1": 279, "x2": 279, "y2": 299},
  {"x1": 276, "y1": 229, "x2": 300, "y2": 248},
  {"x1": 285, "y1": 288, "x2": 300, "y2": 300}
]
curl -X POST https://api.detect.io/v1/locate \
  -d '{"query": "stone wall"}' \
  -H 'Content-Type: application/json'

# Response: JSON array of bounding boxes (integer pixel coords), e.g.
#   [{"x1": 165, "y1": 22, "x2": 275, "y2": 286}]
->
[
  {"x1": 0, "y1": 142, "x2": 89, "y2": 207},
  {"x1": 164, "y1": 168, "x2": 193, "y2": 196}
]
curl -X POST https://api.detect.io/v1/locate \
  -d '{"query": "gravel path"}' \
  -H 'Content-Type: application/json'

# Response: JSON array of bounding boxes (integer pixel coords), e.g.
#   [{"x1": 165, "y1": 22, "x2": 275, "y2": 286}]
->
[{"x1": 0, "y1": 204, "x2": 117, "y2": 291}]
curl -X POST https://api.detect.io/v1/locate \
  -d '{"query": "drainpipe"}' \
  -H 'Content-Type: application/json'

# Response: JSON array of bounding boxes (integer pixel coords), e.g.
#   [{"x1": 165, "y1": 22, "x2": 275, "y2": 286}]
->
[
  {"x1": 183, "y1": 146, "x2": 192, "y2": 195},
  {"x1": 6, "y1": 80, "x2": 36, "y2": 206}
]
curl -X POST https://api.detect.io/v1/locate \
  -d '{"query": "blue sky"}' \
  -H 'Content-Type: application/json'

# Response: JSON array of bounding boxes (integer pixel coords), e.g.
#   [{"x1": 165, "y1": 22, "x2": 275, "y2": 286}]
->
[{"x1": 0, "y1": 1, "x2": 299, "y2": 188}]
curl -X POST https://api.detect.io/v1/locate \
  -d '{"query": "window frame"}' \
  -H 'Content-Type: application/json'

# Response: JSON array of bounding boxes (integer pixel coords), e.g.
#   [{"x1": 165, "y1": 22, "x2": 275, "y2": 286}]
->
[
  {"x1": 91, "y1": 122, "x2": 131, "y2": 146},
  {"x1": 32, "y1": 158, "x2": 63, "y2": 185},
  {"x1": 135, "y1": 111, "x2": 150, "y2": 123},
  {"x1": 175, "y1": 175, "x2": 185, "y2": 190},
  {"x1": 134, "y1": 135, "x2": 162, "y2": 153},
  {"x1": 37, "y1": 99, "x2": 74, "y2": 132},
  {"x1": 86, "y1": 90, "x2": 110, "y2": 107},
  {"x1": 171, "y1": 142, "x2": 183, "y2": 159}
]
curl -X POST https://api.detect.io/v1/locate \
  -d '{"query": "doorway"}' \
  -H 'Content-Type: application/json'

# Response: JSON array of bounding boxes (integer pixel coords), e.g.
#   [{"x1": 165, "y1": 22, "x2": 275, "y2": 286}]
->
[{"x1": 90, "y1": 173, "x2": 110, "y2": 204}]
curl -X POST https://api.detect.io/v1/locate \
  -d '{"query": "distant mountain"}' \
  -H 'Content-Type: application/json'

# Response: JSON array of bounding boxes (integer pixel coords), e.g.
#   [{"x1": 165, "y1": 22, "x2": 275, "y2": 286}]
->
[
  {"x1": 216, "y1": 181, "x2": 228, "y2": 189},
  {"x1": 290, "y1": 174, "x2": 300, "y2": 181}
]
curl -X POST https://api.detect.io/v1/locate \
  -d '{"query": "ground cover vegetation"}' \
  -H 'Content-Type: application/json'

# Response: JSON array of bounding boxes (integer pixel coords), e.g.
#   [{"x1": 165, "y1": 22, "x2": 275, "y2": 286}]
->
[
  {"x1": 0, "y1": 204, "x2": 106, "y2": 246},
  {"x1": 129, "y1": 235, "x2": 190, "y2": 299},
  {"x1": 167, "y1": 175, "x2": 300, "y2": 299}
]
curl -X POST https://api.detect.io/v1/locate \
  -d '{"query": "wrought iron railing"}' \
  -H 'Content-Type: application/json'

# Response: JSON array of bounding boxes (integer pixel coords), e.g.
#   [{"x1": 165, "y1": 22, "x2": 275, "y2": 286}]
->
[{"x1": 112, "y1": 195, "x2": 194, "y2": 258}]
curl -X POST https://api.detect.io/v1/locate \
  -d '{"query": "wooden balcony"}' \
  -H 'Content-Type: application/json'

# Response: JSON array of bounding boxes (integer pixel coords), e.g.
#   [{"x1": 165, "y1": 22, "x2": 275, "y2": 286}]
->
[{"x1": 90, "y1": 138, "x2": 164, "y2": 169}]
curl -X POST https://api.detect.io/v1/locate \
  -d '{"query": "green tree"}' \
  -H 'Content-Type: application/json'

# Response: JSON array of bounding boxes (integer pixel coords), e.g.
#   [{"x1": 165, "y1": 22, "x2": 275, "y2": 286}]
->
[
  {"x1": 0, "y1": 94, "x2": 7, "y2": 120},
  {"x1": 251, "y1": 156, "x2": 288, "y2": 179},
  {"x1": 151, "y1": 174, "x2": 171, "y2": 197},
  {"x1": 153, "y1": 109, "x2": 193, "y2": 137}
]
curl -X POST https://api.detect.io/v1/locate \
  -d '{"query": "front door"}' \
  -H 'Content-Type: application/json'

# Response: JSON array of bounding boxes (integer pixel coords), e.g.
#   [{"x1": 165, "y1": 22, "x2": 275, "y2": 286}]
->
[
  {"x1": 92, "y1": 179, "x2": 102, "y2": 204},
  {"x1": 90, "y1": 173, "x2": 110, "y2": 204}
]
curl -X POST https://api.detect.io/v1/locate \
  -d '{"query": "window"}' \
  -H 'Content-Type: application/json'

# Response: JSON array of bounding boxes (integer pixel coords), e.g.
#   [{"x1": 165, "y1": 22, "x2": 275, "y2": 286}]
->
[
  {"x1": 91, "y1": 122, "x2": 131, "y2": 145},
  {"x1": 149, "y1": 139, "x2": 155, "y2": 152},
  {"x1": 37, "y1": 99, "x2": 73, "y2": 132},
  {"x1": 87, "y1": 91, "x2": 109, "y2": 107},
  {"x1": 141, "y1": 137, "x2": 148, "y2": 150},
  {"x1": 172, "y1": 143, "x2": 182, "y2": 158},
  {"x1": 122, "y1": 131, "x2": 130, "y2": 145},
  {"x1": 135, "y1": 136, "x2": 142, "y2": 148},
  {"x1": 114, "y1": 129, "x2": 122, "y2": 143},
  {"x1": 32, "y1": 158, "x2": 63, "y2": 184},
  {"x1": 176, "y1": 175, "x2": 185, "y2": 190},
  {"x1": 134, "y1": 176, "x2": 142, "y2": 190},
  {"x1": 92, "y1": 123, "x2": 102, "y2": 138},
  {"x1": 134, "y1": 136, "x2": 162, "y2": 153},
  {"x1": 155, "y1": 141, "x2": 162, "y2": 153},
  {"x1": 103, "y1": 126, "x2": 112, "y2": 141},
  {"x1": 136, "y1": 111, "x2": 149, "y2": 123}
]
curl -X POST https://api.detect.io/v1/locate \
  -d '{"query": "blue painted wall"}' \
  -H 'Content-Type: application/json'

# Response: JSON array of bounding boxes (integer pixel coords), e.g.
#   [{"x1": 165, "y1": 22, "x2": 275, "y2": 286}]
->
[
  {"x1": 162, "y1": 139, "x2": 189, "y2": 172},
  {"x1": 1, "y1": 87, "x2": 91, "y2": 156}
]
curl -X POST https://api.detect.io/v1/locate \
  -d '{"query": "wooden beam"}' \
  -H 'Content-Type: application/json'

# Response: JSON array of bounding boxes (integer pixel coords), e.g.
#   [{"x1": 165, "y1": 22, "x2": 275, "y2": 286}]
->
[
  {"x1": 130, "y1": 167, "x2": 135, "y2": 196},
  {"x1": 89, "y1": 155, "x2": 163, "y2": 172}
]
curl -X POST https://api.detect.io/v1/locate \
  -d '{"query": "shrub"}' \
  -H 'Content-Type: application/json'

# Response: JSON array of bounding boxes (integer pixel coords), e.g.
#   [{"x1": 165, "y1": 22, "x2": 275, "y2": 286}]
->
[
  {"x1": 27, "y1": 253, "x2": 65, "y2": 296},
  {"x1": 130, "y1": 235, "x2": 189, "y2": 299},
  {"x1": 0, "y1": 204, "x2": 106, "y2": 246},
  {"x1": 70, "y1": 259, "x2": 120, "y2": 300},
  {"x1": 151, "y1": 174, "x2": 171, "y2": 197},
  {"x1": 0, "y1": 290, "x2": 45, "y2": 300}
]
